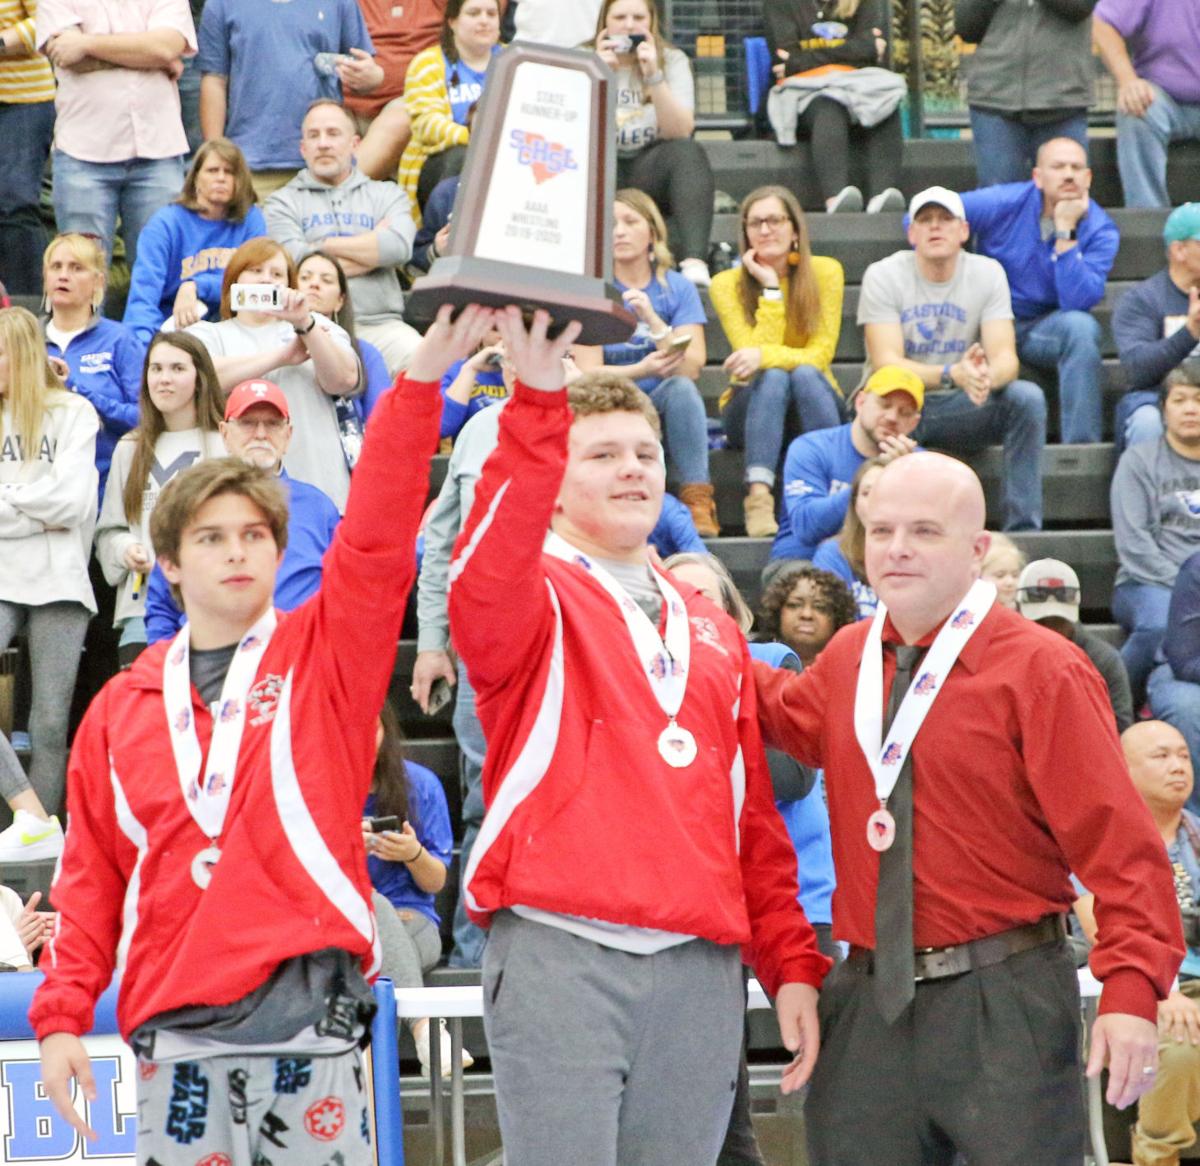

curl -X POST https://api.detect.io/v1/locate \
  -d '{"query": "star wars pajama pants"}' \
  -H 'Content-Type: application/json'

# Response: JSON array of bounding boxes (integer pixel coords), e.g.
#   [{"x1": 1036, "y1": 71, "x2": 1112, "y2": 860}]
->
[{"x1": 135, "y1": 1048, "x2": 373, "y2": 1166}]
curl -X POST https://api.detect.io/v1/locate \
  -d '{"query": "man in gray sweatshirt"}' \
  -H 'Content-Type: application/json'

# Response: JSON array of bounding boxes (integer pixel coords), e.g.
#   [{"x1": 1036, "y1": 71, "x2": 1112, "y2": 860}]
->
[
  {"x1": 1112, "y1": 360, "x2": 1200, "y2": 700},
  {"x1": 266, "y1": 98, "x2": 420, "y2": 375}
]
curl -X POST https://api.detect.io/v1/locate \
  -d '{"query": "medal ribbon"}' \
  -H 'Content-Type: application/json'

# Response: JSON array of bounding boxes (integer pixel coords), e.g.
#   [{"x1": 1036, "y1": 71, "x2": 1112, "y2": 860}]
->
[
  {"x1": 853, "y1": 579, "x2": 994, "y2": 806},
  {"x1": 544, "y1": 532, "x2": 690, "y2": 722},
  {"x1": 163, "y1": 608, "x2": 277, "y2": 841}
]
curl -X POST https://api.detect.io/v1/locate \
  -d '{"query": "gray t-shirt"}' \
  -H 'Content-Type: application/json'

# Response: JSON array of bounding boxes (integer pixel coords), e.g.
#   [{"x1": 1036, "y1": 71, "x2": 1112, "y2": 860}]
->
[
  {"x1": 856, "y1": 249, "x2": 1014, "y2": 377},
  {"x1": 188, "y1": 313, "x2": 359, "y2": 513},
  {"x1": 614, "y1": 46, "x2": 694, "y2": 157},
  {"x1": 1112, "y1": 437, "x2": 1200, "y2": 588}
]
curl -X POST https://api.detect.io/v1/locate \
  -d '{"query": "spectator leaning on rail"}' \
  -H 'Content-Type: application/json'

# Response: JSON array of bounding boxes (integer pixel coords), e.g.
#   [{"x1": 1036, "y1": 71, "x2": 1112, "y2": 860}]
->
[
  {"x1": 954, "y1": 0, "x2": 1095, "y2": 188},
  {"x1": 35, "y1": 0, "x2": 195, "y2": 269},
  {"x1": 1112, "y1": 362, "x2": 1200, "y2": 704},
  {"x1": 770, "y1": 364, "x2": 921, "y2": 568},
  {"x1": 1112, "y1": 203, "x2": 1200, "y2": 454},
  {"x1": 959, "y1": 137, "x2": 1118, "y2": 445},
  {"x1": 1093, "y1": 0, "x2": 1200, "y2": 210},
  {"x1": 266, "y1": 99, "x2": 420, "y2": 377},
  {"x1": 860, "y1": 185, "x2": 1046, "y2": 532}
]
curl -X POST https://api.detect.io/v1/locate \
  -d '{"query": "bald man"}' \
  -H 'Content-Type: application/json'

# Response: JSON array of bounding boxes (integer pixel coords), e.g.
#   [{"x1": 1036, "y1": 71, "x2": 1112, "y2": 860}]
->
[
  {"x1": 755, "y1": 451, "x2": 1183, "y2": 1164},
  {"x1": 1078, "y1": 722, "x2": 1200, "y2": 1166}
]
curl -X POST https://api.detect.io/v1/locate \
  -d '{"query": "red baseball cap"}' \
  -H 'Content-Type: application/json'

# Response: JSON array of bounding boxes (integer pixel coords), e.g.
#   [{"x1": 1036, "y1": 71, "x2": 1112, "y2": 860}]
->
[{"x1": 225, "y1": 379, "x2": 290, "y2": 420}]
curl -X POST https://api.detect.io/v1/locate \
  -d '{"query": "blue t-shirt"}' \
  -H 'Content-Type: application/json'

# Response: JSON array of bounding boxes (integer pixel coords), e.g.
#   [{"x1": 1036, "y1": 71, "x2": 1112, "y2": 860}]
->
[
  {"x1": 364, "y1": 765, "x2": 454, "y2": 925},
  {"x1": 356, "y1": 339, "x2": 392, "y2": 424},
  {"x1": 649, "y1": 493, "x2": 706, "y2": 558},
  {"x1": 445, "y1": 48, "x2": 497, "y2": 125},
  {"x1": 772, "y1": 423, "x2": 863, "y2": 562},
  {"x1": 812, "y1": 538, "x2": 877, "y2": 620},
  {"x1": 438, "y1": 358, "x2": 508, "y2": 439},
  {"x1": 198, "y1": 0, "x2": 374, "y2": 170},
  {"x1": 602, "y1": 270, "x2": 707, "y2": 392}
]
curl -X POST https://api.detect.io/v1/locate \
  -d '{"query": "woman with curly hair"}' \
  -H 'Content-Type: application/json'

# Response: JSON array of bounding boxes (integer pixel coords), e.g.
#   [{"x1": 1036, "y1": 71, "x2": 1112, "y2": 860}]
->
[{"x1": 756, "y1": 564, "x2": 856, "y2": 668}]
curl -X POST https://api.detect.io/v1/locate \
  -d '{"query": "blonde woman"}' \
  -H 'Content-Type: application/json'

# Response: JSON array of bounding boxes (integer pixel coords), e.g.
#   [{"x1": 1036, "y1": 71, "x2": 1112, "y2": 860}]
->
[
  {"x1": 573, "y1": 189, "x2": 716, "y2": 535},
  {"x1": 0, "y1": 307, "x2": 99, "y2": 816},
  {"x1": 812, "y1": 456, "x2": 883, "y2": 618},
  {"x1": 981, "y1": 531, "x2": 1026, "y2": 610},
  {"x1": 594, "y1": 0, "x2": 715, "y2": 284},
  {"x1": 710, "y1": 185, "x2": 845, "y2": 537},
  {"x1": 41, "y1": 234, "x2": 142, "y2": 501},
  {"x1": 764, "y1": 0, "x2": 903, "y2": 213}
]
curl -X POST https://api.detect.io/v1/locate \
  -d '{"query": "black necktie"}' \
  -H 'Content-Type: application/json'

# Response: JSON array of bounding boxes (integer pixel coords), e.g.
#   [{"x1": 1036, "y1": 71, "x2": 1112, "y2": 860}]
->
[{"x1": 873, "y1": 644, "x2": 923, "y2": 1024}]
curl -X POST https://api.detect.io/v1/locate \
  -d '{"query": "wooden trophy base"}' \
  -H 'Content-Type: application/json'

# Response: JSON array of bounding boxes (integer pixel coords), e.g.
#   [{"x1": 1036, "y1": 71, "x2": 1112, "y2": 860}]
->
[{"x1": 406, "y1": 256, "x2": 637, "y2": 345}]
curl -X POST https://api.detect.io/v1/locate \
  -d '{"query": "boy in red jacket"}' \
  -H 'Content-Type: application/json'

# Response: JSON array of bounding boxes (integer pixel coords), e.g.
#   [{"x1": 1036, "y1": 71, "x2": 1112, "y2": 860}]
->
[
  {"x1": 32, "y1": 305, "x2": 498, "y2": 1163},
  {"x1": 448, "y1": 308, "x2": 830, "y2": 1166}
]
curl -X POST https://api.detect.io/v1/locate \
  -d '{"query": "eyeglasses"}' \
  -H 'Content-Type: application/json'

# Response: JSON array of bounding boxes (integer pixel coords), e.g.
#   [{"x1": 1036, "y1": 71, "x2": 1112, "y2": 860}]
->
[
  {"x1": 1019, "y1": 585, "x2": 1079, "y2": 604},
  {"x1": 745, "y1": 214, "x2": 791, "y2": 233},
  {"x1": 229, "y1": 416, "x2": 287, "y2": 433}
]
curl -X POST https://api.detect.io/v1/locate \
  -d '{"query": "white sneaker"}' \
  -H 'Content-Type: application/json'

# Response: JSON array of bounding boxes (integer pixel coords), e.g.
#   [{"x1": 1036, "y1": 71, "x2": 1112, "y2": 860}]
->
[
  {"x1": 825, "y1": 185, "x2": 864, "y2": 213},
  {"x1": 679, "y1": 257, "x2": 712, "y2": 288},
  {"x1": 0, "y1": 809, "x2": 64, "y2": 863},
  {"x1": 412, "y1": 1017, "x2": 474, "y2": 1078},
  {"x1": 866, "y1": 187, "x2": 905, "y2": 214}
]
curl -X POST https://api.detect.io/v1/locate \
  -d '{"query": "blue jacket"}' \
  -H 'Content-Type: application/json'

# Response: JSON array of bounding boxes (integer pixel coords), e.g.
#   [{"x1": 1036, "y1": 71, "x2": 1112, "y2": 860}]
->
[
  {"x1": 772, "y1": 423, "x2": 862, "y2": 561},
  {"x1": 649, "y1": 493, "x2": 706, "y2": 558},
  {"x1": 356, "y1": 338, "x2": 392, "y2": 423},
  {"x1": 145, "y1": 471, "x2": 340, "y2": 641},
  {"x1": 1166, "y1": 551, "x2": 1200, "y2": 685},
  {"x1": 438, "y1": 358, "x2": 507, "y2": 439},
  {"x1": 44, "y1": 316, "x2": 143, "y2": 500},
  {"x1": 122, "y1": 204, "x2": 269, "y2": 346},
  {"x1": 959, "y1": 182, "x2": 1119, "y2": 321}
]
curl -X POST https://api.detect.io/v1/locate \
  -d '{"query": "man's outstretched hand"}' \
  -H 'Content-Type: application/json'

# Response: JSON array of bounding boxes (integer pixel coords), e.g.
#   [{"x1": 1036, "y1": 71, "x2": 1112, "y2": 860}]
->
[
  {"x1": 408, "y1": 305, "x2": 499, "y2": 384},
  {"x1": 493, "y1": 307, "x2": 582, "y2": 392}
]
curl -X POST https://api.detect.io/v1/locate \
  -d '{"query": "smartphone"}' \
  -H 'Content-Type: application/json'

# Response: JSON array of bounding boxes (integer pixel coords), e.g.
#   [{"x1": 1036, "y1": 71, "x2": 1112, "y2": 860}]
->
[
  {"x1": 369, "y1": 815, "x2": 402, "y2": 833},
  {"x1": 230, "y1": 283, "x2": 284, "y2": 313},
  {"x1": 667, "y1": 332, "x2": 693, "y2": 353},
  {"x1": 427, "y1": 677, "x2": 453, "y2": 716},
  {"x1": 609, "y1": 33, "x2": 645, "y2": 54},
  {"x1": 483, "y1": 351, "x2": 504, "y2": 369}
]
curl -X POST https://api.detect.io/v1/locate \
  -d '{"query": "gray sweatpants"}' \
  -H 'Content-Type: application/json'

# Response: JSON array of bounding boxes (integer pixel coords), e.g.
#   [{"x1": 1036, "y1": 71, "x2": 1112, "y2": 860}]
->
[
  {"x1": 483, "y1": 910, "x2": 745, "y2": 1166},
  {"x1": 135, "y1": 1048, "x2": 372, "y2": 1166},
  {"x1": 0, "y1": 600, "x2": 90, "y2": 815},
  {"x1": 0, "y1": 730, "x2": 32, "y2": 802}
]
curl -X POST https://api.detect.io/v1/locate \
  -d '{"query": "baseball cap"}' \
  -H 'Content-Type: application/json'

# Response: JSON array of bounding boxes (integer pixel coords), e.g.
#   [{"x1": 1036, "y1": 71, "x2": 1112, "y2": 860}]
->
[
  {"x1": 907, "y1": 186, "x2": 966, "y2": 222},
  {"x1": 225, "y1": 379, "x2": 290, "y2": 420},
  {"x1": 1016, "y1": 558, "x2": 1081, "y2": 623},
  {"x1": 862, "y1": 365, "x2": 925, "y2": 410},
  {"x1": 1164, "y1": 203, "x2": 1200, "y2": 245}
]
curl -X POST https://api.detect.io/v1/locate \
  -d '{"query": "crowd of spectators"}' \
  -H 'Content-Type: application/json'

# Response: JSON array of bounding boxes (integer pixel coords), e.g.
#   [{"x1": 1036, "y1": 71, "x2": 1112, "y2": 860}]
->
[{"x1": 3, "y1": 0, "x2": 1200, "y2": 1153}]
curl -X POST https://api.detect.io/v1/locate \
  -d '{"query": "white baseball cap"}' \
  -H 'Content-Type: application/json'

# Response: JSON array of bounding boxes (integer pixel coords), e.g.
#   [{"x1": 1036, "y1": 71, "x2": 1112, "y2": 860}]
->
[
  {"x1": 1017, "y1": 558, "x2": 1081, "y2": 623},
  {"x1": 908, "y1": 186, "x2": 966, "y2": 222}
]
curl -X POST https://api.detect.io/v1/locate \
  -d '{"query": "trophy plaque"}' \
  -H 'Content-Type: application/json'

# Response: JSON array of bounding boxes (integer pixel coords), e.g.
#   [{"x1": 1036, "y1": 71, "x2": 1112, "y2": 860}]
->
[{"x1": 405, "y1": 44, "x2": 636, "y2": 345}]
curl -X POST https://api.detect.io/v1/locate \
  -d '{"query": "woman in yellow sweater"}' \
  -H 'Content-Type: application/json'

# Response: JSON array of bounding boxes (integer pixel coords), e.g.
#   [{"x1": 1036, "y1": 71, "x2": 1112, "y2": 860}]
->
[
  {"x1": 710, "y1": 185, "x2": 844, "y2": 538},
  {"x1": 398, "y1": 0, "x2": 502, "y2": 217}
]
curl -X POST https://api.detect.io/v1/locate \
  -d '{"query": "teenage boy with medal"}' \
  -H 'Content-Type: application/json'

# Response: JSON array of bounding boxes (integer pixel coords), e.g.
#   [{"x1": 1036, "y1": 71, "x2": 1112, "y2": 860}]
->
[
  {"x1": 754, "y1": 449, "x2": 1185, "y2": 1164},
  {"x1": 30, "y1": 304, "x2": 500, "y2": 1163},
  {"x1": 448, "y1": 306, "x2": 831, "y2": 1166}
]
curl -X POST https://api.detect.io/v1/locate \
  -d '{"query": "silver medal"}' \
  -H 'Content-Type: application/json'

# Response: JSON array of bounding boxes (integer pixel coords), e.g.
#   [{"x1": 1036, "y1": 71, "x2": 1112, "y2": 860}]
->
[
  {"x1": 191, "y1": 845, "x2": 222, "y2": 889},
  {"x1": 866, "y1": 807, "x2": 896, "y2": 852},
  {"x1": 657, "y1": 722, "x2": 698, "y2": 768}
]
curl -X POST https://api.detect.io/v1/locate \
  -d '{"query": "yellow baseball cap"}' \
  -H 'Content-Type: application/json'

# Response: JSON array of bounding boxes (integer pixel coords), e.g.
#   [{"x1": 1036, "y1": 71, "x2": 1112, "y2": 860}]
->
[{"x1": 862, "y1": 365, "x2": 925, "y2": 410}]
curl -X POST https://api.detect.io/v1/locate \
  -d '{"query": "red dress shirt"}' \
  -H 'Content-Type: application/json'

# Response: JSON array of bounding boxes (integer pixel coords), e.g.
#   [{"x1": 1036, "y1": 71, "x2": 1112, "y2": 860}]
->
[{"x1": 755, "y1": 600, "x2": 1184, "y2": 1022}]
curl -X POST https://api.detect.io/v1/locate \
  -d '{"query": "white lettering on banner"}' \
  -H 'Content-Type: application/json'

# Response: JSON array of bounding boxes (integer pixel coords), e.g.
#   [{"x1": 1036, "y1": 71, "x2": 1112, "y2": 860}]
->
[
  {"x1": 0, "y1": 1036, "x2": 136, "y2": 1163},
  {"x1": 475, "y1": 62, "x2": 591, "y2": 274}
]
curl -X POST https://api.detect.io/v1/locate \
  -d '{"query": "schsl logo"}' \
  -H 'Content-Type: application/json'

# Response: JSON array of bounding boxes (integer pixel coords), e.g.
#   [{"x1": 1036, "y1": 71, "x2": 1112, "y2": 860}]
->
[{"x1": 508, "y1": 130, "x2": 578, "y2": 184}]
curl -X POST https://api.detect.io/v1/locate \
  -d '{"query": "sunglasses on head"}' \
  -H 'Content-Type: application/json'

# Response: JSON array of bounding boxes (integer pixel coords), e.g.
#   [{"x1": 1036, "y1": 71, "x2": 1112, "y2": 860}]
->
[{"x1": 1019, "y1": 585, "x2": 1079, "y2": 604}]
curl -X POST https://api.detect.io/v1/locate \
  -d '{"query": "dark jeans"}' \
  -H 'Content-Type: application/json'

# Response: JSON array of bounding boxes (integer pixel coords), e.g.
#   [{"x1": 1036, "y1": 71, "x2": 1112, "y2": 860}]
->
[
  {"x1": 806, "y1": 940, "x2": 1084, "y2": 1164},
  {"x1": 617, "y1": 137, "x2": 715, "y2": 263},
  {"x1": 967, "y1": 107, "x2": 1089, "y2": 188},
  {"x1": 795, "y1": 98, "x2": 902, "y2": 202},
  {"x1": 0, "y1": 99, "x2": 54, "y2": 295}
]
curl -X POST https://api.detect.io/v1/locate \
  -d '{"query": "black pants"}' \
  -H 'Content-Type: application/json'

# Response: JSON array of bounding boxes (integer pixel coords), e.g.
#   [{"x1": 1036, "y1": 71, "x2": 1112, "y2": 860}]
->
[
  {"x1": 718, "y1": 925, "x2": 841, "y2": 1166},
  {"x1": 796, "y1": 97, "x2": 902, "y2": 203},
  {"x1": 807, "y1": 940, "x2": 1085, "y2": 1165},
  {"x1": 616, "y1": 137, "x2": 715, "y2": 264}
]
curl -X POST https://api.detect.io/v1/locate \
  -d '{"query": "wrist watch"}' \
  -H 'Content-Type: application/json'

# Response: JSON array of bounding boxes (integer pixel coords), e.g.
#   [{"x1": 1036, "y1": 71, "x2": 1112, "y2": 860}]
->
[
  {"x1": 762, "y1": 287, "x2": 783, "y2": 302},
  {"x1": 1054, "y1": 227, "x2": 1077, "y2": 242},
  {"x1": 940, "y1": 363, "x2": 955, "y2": 391}
]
